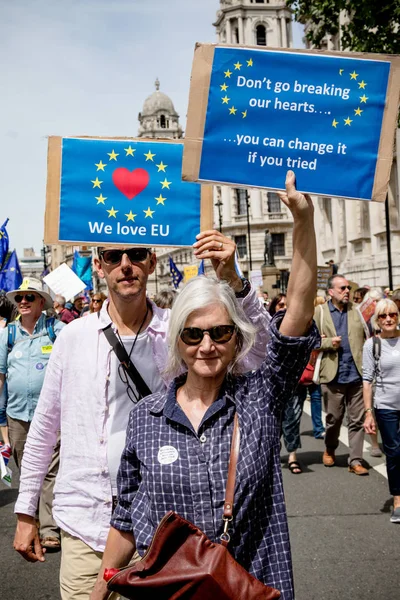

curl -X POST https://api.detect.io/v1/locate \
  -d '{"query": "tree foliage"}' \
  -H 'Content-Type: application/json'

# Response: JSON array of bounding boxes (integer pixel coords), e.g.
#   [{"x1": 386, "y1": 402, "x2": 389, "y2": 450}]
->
[{"x1": 287, "y1": 0, "x2": 400, "y2": 54}]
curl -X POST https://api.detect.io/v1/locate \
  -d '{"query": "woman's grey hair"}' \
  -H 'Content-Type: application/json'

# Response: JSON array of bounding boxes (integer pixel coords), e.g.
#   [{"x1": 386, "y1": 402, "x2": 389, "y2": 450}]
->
[
  {"x1": 165, "y1": 276, "x2": 257, "y2": 378},
  {"x1": 372, "y1": 298, "x2": 399, "y2": 331}
]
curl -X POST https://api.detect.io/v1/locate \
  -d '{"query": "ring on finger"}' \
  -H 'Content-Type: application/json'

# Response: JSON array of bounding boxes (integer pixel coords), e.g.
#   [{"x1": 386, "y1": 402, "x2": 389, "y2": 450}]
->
[{"x1": 219, "y1": 242, "x2": 223, "y2": 249}]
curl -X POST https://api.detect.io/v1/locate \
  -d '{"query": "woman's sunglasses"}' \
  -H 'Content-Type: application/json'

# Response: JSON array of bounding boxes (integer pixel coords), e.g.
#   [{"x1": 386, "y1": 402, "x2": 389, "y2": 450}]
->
[
  {"x1": 180, "y1": 325, "x2": 236, "y2": 346},
  {"x1": 14, "y1": 293, "x2": 38, "y2": 303},
  {"x1": 92, "y1": 298, "x2": 103, "y2": 303},
  {"x1": 378, "y1": 312, "x2": 398, "y2": 320},
  {"x1": 99, "y1": 248, "x2": 150, "y2": 265}
]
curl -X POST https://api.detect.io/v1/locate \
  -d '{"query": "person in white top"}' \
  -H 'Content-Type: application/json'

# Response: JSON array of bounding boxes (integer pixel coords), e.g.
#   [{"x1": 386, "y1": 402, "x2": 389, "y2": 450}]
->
[{"x1": 363, "y1": 298, "x2": 400, "y2": 524}]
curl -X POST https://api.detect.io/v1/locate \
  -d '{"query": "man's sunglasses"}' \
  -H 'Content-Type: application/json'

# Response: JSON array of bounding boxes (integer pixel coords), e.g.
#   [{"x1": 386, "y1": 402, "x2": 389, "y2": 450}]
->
[
  {"x1": 14, "y1": 293, "x2": 38, "y2": 303},
  {"x1": 180, "y1": 325, "x2": 236, "y2": 346},
  {"x1": 99, "y1": 248, "x2": 150, "y2": 265},
  {"x1": 378, "y1": 312, "x2": 398, "y2": 320},
  {"x1": 339, "y1": 286, "x2": 351, "y2": 291}
]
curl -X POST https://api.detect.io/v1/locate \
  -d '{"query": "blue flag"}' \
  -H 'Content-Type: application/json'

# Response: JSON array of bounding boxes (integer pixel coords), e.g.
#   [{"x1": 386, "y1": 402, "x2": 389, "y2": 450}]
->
[
  {"x1": 169, "y1": 256, "x2": 183, "y2": 289},
  {"x1": 72, "y1": 251, "x2": 93, "y2": 291},
  {"x1": 0, "y1": 250, "x2": 23, "y2": 293},
  {"x1": 197, "y1": 260, "x2": 205, "y2": 276},
  {"x1": 0, "y1": 218, "x2": 9, "y2": 271}
]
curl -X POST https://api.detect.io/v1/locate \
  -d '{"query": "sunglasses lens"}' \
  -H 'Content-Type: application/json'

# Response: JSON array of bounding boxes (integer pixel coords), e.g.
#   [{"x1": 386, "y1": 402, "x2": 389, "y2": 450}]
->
[
  {"x1": 15, "y1": 293, "x2": 36, "y2": 303},
  {"x1": 210, "y1": 325, "x2": 235, "y2": 343},
  {"x1": 127, "y1": 249, "x2": 149, "y2": 262},
  {"x1": 101, "y1": 249, "x2": 149, "y2": 264},
  {"x1": 101, "y1": 250, "x2": 122, "y2": 264},
  {"x1": 379, "y1": 313, "x2": 398, "y2": 319},
  {"x1": 180, "y1": 328, "x2": 203, "y2": 345}
]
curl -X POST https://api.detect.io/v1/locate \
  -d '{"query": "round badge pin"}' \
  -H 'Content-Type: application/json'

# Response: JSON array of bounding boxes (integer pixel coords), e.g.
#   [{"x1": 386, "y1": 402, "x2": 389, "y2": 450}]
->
[
  {"x1": 15, "y1": 351, "x2": 23, "y2": 359},
  {"x1": 36, "y1": 362, "x2": 44, "y2": 371},
  {"x1": 157, "y1": 445, "x2": 179, "y2": 465}
]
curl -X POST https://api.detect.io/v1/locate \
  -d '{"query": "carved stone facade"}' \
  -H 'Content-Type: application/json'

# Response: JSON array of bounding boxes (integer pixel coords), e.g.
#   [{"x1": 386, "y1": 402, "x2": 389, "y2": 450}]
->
[
  {"x1": 303, "y1": 28, "x2": 400, "y2": 288},
  {"x1": 210, "y1": 0, "x2": 295, "y2": 289}
]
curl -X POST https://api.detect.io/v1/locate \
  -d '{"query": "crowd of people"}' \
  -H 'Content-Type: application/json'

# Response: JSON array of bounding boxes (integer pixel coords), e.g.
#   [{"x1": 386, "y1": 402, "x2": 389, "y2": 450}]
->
[{"x1": 0, "y1": 172, "x2": 399, "y2": 600}]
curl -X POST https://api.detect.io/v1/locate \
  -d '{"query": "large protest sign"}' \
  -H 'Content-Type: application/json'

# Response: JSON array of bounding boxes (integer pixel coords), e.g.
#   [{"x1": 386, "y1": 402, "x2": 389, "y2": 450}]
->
[
  {"x1": 183, "y1": 45, "x2": 400, "y2": 202},
  {"x1": 45, "y1": 137, "x2": 213, "y2": 247}
]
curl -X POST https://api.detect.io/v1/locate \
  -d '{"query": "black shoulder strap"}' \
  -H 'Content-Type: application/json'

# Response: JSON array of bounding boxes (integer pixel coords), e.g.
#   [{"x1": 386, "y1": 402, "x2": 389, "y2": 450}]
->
[
  {"x1": 372, "y1": 336, "x2": 381, "y2": 378},
  {"x1": 102, "y1": 324, "x2": 152, "y2": 401}
]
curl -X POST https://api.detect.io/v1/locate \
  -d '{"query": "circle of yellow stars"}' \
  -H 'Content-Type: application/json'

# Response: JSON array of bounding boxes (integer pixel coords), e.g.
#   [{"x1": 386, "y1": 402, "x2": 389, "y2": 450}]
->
[
  {"x1": 331, "y1": 69, "x2": 368, "y2": 129},
  {"x1": 90, "y1": 145, "x2": 171, "y2": 222},
  {"x1": 220, "y1": 57, "x2": 254, "y2": 119}
]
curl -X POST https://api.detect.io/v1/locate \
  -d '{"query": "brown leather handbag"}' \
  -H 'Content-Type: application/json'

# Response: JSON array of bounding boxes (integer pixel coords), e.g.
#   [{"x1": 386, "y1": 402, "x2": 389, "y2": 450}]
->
[{"x1": 104, "y1": 415, "x2": 281, "y2": 599}]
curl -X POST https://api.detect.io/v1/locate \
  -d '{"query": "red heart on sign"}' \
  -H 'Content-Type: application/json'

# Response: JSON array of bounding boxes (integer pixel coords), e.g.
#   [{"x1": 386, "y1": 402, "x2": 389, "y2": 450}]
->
[{"x1": 112, "y1": 168, "x2": 150, "y2": 200}]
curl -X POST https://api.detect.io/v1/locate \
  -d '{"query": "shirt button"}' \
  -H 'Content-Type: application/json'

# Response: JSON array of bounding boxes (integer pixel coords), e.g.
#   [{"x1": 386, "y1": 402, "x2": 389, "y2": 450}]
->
[
  {"x1": 199, "y1": 434, "x2": 207, "y2": 443},
  {"x1": 99, "y1": 437, "x2": 105, "y2": 444}
]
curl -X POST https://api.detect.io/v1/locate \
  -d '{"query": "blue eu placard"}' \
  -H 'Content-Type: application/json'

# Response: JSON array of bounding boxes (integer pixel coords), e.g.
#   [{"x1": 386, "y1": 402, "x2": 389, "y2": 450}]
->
[
  {"x1": 58, "y1": 138, "x2": 201, "y2": 246},
  {"x1": 195, "y1": 47, "x2": 392, "y2": 201}
]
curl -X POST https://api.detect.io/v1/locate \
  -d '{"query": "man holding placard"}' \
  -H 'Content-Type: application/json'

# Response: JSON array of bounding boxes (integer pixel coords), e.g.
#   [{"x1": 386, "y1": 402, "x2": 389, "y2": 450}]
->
[{"x1": 12, "y1": 232, "x2": 270, "y2": 600}]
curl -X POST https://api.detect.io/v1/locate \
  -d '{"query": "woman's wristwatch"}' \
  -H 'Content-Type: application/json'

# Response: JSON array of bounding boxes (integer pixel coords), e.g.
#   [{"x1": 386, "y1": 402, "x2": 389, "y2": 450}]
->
[{"x1": 365, "y1": 408, "x2": 373, "y2": 414}]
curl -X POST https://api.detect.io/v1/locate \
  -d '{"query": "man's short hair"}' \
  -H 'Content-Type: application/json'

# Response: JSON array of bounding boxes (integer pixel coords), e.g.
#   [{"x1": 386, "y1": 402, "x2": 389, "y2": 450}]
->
[
  {"x1": 391, "y1": 288, "x2": 400, "y2": 302},
  {"x1": 54, "y1": 295, "x2": 66, "y2": 307},
  {"x1": 326, "y1": 273, "x2": 347, "y2": 292}
]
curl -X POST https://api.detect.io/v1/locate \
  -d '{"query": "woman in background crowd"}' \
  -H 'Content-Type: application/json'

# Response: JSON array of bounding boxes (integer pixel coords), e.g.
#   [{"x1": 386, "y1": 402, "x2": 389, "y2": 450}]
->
[
  {"x1": 90, "y1": 292, "x2": 107, "y2": 314},
  {"x1": 363, "y1": 298, "x2": 400, "y2": 523}
]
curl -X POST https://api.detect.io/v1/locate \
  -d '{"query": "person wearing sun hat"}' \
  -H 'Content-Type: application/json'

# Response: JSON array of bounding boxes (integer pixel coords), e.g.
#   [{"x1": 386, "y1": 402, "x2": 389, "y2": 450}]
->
[{"x1": 0, "y1": 280, "x2": 64, "y2": 550}]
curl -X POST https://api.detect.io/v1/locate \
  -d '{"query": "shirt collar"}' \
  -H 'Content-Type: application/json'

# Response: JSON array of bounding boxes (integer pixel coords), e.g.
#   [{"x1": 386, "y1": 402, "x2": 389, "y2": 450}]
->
[
  {"x1": 18, "y1": 312, "x2": 47, "y2": 334},
  {"x1": 149, "y1": 374, "x2": 236, "y2": 418},
  {"x1": 95, "y1": 298, "x2": 168, "y2": 333},
  {"x1": 328, "y1": 300, "x2": 347, "y2": 314}
]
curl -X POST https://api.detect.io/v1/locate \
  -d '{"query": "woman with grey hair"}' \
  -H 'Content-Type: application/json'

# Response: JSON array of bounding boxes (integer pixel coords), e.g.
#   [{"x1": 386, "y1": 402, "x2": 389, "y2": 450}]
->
[
  {"x1": 363, "y1": 298, "x2": 400, "y2": 523},
  {"x1": 91, "y1": 171, "x2": 319, "y2": 600}
]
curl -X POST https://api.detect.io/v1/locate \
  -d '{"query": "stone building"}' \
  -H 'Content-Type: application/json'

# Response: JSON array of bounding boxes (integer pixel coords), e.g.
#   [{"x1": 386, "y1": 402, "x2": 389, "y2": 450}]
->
[
  {"x1": 138, "y1": 78, "x2": 183, "y2": 140},
  {"x1": 209, "y1": 0, "x2": 295, "y2": 295},
  {"x1": 302, "y1": 23, "x2": 400, "y2": 289}
]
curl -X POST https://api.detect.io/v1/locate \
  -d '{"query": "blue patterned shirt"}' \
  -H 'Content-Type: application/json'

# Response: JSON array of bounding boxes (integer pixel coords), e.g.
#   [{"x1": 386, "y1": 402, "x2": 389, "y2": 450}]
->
[{"x1": 112, "y1": 312, "x2": 319, "y2": 599}]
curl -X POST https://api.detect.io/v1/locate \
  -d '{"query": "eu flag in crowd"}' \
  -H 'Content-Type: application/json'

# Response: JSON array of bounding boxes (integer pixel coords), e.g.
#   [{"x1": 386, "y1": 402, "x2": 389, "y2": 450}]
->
[
  {"x1": 0, "y1": 250, "x2": 23, "y2": 293},
  {"x1": 72, "y1": 250, "x2": 93, "y2": 291},
  {"x1": 169, "y1": 256, "x2": 183, "y2": 289},
  {"x1": 197, "y1": 260, "x2": 205, "y2": 276},
  {"x1": 0, "y1": 218, "x2": 9, "y2": 271}
]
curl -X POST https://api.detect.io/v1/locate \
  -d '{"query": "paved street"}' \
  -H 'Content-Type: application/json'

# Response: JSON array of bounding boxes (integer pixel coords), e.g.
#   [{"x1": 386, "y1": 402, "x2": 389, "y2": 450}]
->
[{"x1": 1, "y1": 407, "x2": 399, "y2": 600}]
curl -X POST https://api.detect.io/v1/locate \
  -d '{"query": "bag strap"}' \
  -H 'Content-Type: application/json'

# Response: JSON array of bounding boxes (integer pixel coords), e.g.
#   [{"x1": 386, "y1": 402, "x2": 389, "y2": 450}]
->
[
  {"x1": 102, "y1": 324, "x2": 152, "y2": 401},
  {"x1": 372, "y1": 335, "x2": 381, "y2": 380},
  {"x1": 7, "y1": 323, "x2": 16, "y2": 353},
  {"x1": 221, "y1": 413, "x2": 240, "y2": 547}
]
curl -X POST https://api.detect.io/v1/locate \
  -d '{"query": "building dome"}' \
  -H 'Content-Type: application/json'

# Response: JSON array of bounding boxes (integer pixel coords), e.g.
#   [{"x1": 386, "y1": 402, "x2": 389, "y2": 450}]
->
[{"x1": 141, "y1": 78, "x2": 178, "y2": 117}]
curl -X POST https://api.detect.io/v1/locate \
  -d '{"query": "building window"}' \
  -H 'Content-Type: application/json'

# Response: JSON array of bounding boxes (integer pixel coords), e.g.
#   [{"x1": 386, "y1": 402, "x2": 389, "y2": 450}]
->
[
  {"x1": 160, "y1": 115, "x2": 166, "y2": 128},
  {"x1": 234, "y1": 27, "x2": 239, "y2": 44},
  {"x1": 323, "y1": 197, "x2": 333, "y2": 226},
  {"x1": 353, "y1": 241, "x2": 363, "y2": 254},
  {"x1": 235, "y1": 235, "x2": 247, "y2": 258},
  {"x1": 360, "y1": 202, "x2": 370, "y2": 235},
  {"x1": 267, "y1": 192, "x2": 281, "y2": 213},
  {"x1": 235, "y1": 188, "x2": 248, "y2": 215},
  {"x1": 256, "y1": 24, "x2": 267, "y2": 46},
  {"x1": 272, "y1": 233, "x2": 285, "y2": 256}
]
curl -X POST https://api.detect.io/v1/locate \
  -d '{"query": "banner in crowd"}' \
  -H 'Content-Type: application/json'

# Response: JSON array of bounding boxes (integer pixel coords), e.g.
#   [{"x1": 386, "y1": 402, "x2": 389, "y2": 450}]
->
[
  {"x1": 182, "y1": 44, "x2": 400, "y2": 202},
  {"x1": 45, "y1": 137, "x2": 213, "y2": 247},
  {"x1": 0, "y1": 218, "x2": 9, "y2": 271},
  {"x1": 43, "y1": 263, "x2": 86, "y2": 301}
]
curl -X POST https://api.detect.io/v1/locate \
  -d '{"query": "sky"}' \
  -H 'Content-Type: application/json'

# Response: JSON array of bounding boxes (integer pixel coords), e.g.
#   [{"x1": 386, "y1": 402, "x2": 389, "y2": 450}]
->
[{"x1": 1, "y1": 0, "x2": 304, "y2": 257}]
